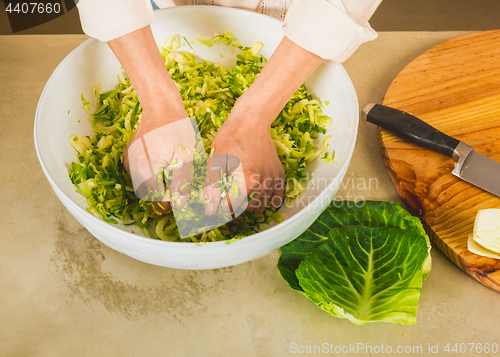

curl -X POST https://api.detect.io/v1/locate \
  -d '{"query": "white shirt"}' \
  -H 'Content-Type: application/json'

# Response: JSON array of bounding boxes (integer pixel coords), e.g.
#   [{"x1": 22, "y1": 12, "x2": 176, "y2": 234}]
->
[{"x1": 76, "y1": 0, "x2": 382, "y2": 62}]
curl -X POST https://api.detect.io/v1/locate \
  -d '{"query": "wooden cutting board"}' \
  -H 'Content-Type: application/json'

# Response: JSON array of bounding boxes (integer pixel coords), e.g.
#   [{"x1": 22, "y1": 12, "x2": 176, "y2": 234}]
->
[{"x1": 380, "y1": 30, "x2": 500, "y2": 292}]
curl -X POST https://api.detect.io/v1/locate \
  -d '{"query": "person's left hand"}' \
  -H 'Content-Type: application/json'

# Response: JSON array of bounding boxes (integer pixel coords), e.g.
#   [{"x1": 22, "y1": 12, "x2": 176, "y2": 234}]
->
[
  {"x1": 204, "y1": 109, "x2": 285, "y2": 215},
  {"x1": 204, "y1": 36, "x2": 324, "y2": 216}
]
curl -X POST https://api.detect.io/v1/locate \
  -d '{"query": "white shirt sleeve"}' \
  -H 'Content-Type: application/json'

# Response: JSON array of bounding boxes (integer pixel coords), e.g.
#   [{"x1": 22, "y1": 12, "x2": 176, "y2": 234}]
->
[
  {"x1": 76, "y1": 0, "x2": 381, "y2": 61},
  {"x1": 283, "y1": 0, "x2": 382, "y2": 62},
  {"x1": 76, "y1": 0, "x2": 157, "y2": 42}
]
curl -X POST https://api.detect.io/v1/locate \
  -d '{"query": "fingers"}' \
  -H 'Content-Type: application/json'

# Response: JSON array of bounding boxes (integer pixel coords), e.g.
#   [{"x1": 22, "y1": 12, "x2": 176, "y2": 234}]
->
[
  {"x1": 132, "y1": 171, "x2": 172, "y2": 215},
  {"x1": 204, "y1": 153, "x2": 249, "y2": 217},
  {"x1": 270, "y1": 169, "x2": 285, "y2": 209},
  {"x1": 221, "y1": 162, "x2": 248, "y2": 217},
  {"x1": 147, "y1": 201, "x2": 172, "y2": 215},
  {"x1": 246, "y1": 191, "x2": 262, "y2": 213},
  {"x1": 260, "y1": 177, "x2": 275, "y2": 213},
  {"x1": 246, "y1": 179, "x2": 272, "y2": 214},
  {"x1": 140, "y1": 118, "x2": 196, "y2": 211},
  {"x1": 127, "y1": 137, "x2": 153, "y2": 198},
  {"x1": 169, "y1": 154, "x2": 193, "y2": 210},
  {"x1": 204, "y1": 183, "x2": 222, "y2": 216},
  {"x1": 245, "y1": 165, "x2": 285, "y2": 213},
  {"x1": 270, "y1": 181, "x2": 285, "y2": 209},
  {"x1": 134, "y1": 174, "x2": 159, "y2": 201},
  {"x1": 203, "y1": 154, "x2": 224, "y2": 216}
]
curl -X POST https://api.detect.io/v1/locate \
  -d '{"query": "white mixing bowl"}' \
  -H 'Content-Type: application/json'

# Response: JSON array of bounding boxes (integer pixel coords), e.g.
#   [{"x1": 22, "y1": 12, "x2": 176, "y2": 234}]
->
[{"x1": 35, "y1": 6, "x2": 359, "y2": 269}]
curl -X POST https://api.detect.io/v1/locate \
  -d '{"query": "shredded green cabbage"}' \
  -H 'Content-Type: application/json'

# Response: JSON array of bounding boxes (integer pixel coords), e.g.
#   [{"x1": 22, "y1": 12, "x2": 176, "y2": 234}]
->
[{"x1": 69, "y1": 31, "x2": 334, "y2": 243}]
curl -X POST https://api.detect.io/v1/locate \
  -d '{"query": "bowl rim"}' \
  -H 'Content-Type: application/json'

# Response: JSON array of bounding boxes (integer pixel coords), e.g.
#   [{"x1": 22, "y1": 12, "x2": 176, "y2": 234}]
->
[{"x1": 34, "y1": 5, "x2": 359, "y2": 248}]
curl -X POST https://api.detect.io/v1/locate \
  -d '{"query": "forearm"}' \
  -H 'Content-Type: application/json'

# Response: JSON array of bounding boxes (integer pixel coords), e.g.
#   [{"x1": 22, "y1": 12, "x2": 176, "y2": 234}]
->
[
  {"x1": 234, "y1": 36, "x2": 324, "y2": 127},
  {"x1": 107, "y1": 26, "x2": 186, "y2": 122}
]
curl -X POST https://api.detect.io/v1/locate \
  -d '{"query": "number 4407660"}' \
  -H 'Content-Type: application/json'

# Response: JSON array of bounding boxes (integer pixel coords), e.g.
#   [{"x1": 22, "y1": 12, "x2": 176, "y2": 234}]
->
[
  {"x1": 444, "y1": 343, "x2": 498, "y2": 354},
  {"x1": 5, "y1": 2, "x2": 61, "y2": 14}
]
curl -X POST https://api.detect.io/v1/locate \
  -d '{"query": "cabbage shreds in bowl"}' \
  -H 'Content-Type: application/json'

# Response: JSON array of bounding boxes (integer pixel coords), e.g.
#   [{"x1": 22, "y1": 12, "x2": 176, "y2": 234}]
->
[{"x1": 69, "y1": 31, "x2": 335, "y2": 243}]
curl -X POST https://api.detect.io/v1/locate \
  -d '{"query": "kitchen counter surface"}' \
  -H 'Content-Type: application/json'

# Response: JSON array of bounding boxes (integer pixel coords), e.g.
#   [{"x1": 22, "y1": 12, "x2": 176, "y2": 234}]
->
[{"x1": 2, "y1": 32, "x2": 500, "y2": 356}]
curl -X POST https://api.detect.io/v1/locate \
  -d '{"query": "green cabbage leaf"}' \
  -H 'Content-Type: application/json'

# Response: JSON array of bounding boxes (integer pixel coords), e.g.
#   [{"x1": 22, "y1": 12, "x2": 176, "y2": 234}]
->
[{"x1": 278, "y1": 201, "x2": 431, "y2": 325}]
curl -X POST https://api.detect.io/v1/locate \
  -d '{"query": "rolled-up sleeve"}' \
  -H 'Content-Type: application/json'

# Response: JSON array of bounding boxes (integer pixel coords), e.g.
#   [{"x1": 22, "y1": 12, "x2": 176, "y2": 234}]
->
[
  {"x1": 76, "y1": 0, "x2": 155, "y2": 42},
  {"x1": 283, "y1": 0, "x2": 382, "y2": 62}
]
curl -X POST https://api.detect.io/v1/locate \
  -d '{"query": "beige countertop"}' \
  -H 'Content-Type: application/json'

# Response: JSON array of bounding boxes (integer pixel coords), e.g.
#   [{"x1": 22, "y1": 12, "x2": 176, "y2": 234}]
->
[{"x1": 2, "y1": 32, "x2": 500, "y2": 356}]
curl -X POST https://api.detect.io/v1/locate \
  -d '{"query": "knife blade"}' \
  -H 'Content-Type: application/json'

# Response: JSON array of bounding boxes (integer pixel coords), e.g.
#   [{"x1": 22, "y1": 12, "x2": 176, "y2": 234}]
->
[{"x1": 362, "y1": 103, "x2": 500, "y2": 198}]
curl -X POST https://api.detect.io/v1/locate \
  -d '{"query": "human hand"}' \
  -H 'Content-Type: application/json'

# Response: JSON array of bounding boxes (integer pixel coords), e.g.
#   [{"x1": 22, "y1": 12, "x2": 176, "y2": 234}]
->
[
  {"x1": 108, "y1": 26, "x2": 198, "y2": 213},
  {"x1": 124, "y1": 109, "x2": 195, "y2": 213},
  {"x1": 205, "y1": 110, "x2": 285, "y2": 215},
  {"x1": 201, "y1": 36, "x2": 323, "y2": 216}
]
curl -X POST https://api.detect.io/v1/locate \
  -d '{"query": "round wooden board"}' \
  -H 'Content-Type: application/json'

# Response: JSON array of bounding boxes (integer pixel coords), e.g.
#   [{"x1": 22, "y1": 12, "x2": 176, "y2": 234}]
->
[{"x1": 380, "y1": 30, "x2": 500, "y2": 292}]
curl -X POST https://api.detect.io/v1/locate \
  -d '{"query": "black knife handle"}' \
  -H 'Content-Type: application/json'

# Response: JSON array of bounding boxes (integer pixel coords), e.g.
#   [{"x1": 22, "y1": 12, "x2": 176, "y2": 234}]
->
[{"x1": 362, "y1": 103, "x2": 460, "y2": 158}]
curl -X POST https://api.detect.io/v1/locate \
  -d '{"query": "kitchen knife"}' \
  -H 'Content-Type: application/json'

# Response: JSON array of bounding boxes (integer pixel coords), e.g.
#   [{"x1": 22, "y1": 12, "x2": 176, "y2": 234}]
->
[{"x1": 362, "y1": 103, "x2": 500, "y2": 198}]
